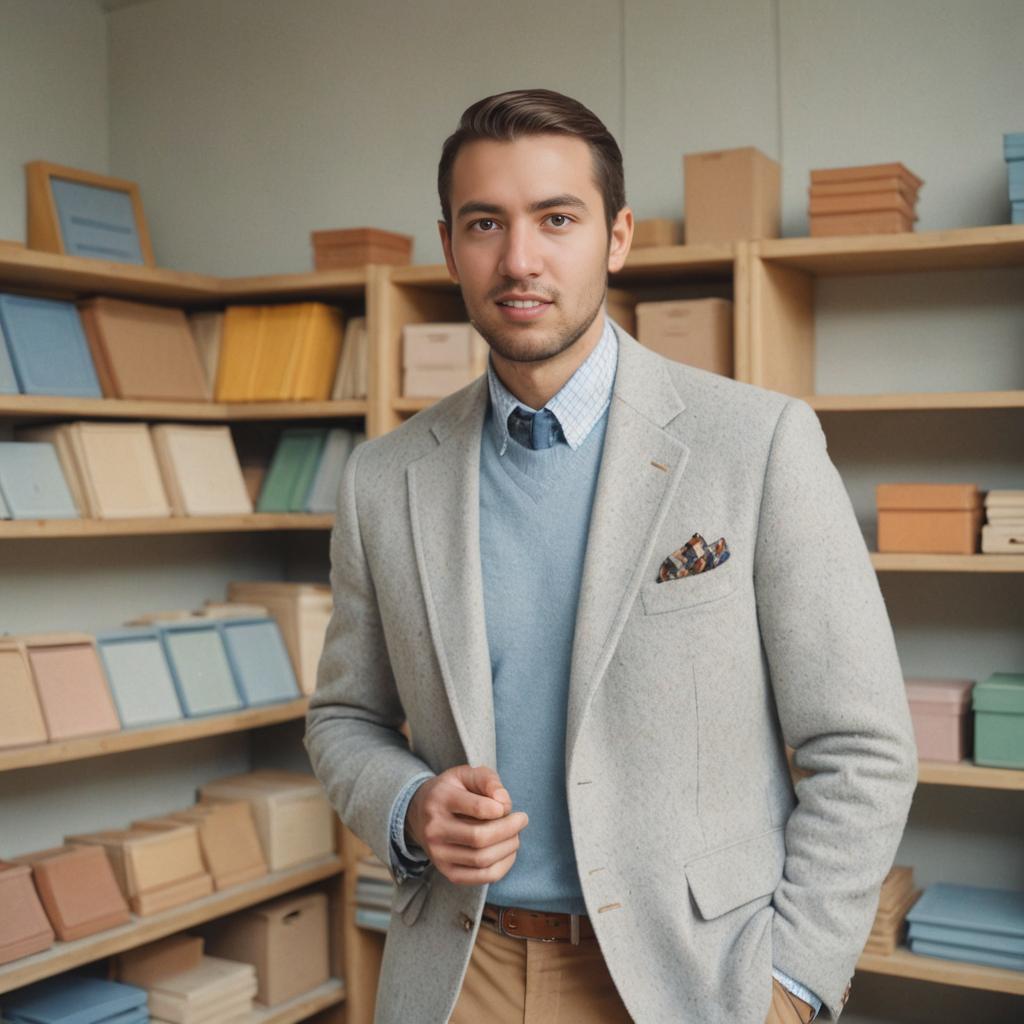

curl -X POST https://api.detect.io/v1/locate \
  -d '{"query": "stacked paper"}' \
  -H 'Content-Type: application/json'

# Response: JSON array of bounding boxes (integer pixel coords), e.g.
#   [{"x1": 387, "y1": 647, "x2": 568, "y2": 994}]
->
[
  {"x1": 355, "y1": 854, "x2": 395, "y2": 933},
  {"x1": 981, "y1": 489, "x2": 1024, "y2": 554},
  {"x1": 864, "y1": 864, "x2": 920, "y2": 955},
  {"x1": 1, "y1": 975, "x2": 147, "y2": 1024},
  {"x1": 907, "y1": 882, "x2": 1024, "y2": 970},
  {"x1": 150, "y1": 424, "x2": 252, "y2": 516},
  {"x1": 1005, "y1": 133, "x2": 1024, "y2": 224},
  {"x1": 808, "y1": 163, "x2": 923, "y2": 237},
  {"x1": 331, "y1": 316, "x2": 368, "y2": 399},
  {"x1": 0, "y1": 441, "x2": 79, "y2": 519},
  {"x1": 402, "y1": 322, "x2": 488, "y2": 398}
]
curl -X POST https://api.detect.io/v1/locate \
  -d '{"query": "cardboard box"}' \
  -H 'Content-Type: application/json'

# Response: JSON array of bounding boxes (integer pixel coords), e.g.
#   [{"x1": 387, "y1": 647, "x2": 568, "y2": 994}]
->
[
  {"x1": 810, "y1": 210, "x2": 915, "y2": 237},
  {"x1": 143, "y1": 954, "x2": 256, "y2": 1023},
  {"x1": 0, "y1": 639, "x2": 48, "y2": 749},
  {"x1": 150, "y1": 424, "x2": 253, "y2": 517},
  {"x1": 606, "y1": 288, "x2": 635, "y2": 337},
  {"x1": 402, "y1": 365, "x2": 478, "y2": 398},
  {"x1": 808, "y1": 191, "x2": 917, "y2": 218},
  {"x1": 634, "y1": 298, "x2": 733, "y2": 377},
  {"x1": 116, "y1": 933, "x2": 204, "y2": 987},
  {"x1": 0, "y1": 861, "x2": 55, "y2": 965},
  {"x1": 876, "y1": 483, "x2": 982, "y2": 554},
  {"x1": 312, "y1": 227, "x2": 413, "y2": 269},
  {"x1": 198, "y1": 771, "x2": 335, "y2": 871},
  {"x1": 202, "y1": 891, "x2": 329, "y2": 1006},
  {"x1": 631, "y1": 218, "x2": 682, "y2": 248},
  {"x1": 684, "y1": 147, "x2": 780, "y2": 244},
  {"x1": 904, "y1": 678, "x2": 975, "y2": 762},
  {"x1": 810, "y1": 162, "x2": 923, "y2": 191},
  {"x1": 402, "y1": 322, "x2": 488, "y2": 372},
  {"x1": 809, "y1": 176, "x2": 919, "y2": 201},
  {"x1": 12, "y1": 844, "x2": 130, "y2": 941},
  {"x1": 973, "y1": 672, "x2": 1024, "y2": 769}
]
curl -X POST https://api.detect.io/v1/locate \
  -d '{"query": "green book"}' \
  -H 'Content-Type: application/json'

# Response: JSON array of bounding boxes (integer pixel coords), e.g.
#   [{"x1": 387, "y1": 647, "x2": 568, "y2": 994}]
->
[{"x1": 256, "y1": 429, "x2": 327, "y2": 513}]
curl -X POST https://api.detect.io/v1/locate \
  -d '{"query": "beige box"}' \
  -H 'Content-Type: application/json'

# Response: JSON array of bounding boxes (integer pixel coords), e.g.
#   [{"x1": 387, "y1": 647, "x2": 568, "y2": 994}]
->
[
  {"x1": 606, "y1": 287, "x2": 636, "y2": 337},
  {"x1": 203, "y1": 891, "x2": 329, "y2": 1006},
  {"x1": 144, "y1": 954, "x2": 256, "y2": 1023},
  {"x1": 402, "y1": 322, "x2": 488, "y2": 372},
  {"x1": 198, "y1": 771, "x2": 335, "y2": 871},
  {"x1": 117, "y1": 933, "x2": 204, "y2": 987},
  {"x1": 684, "y1": 147, "x2": 780, "y2": 244},
  {"x1": 402, "y1": 365, "x2": 479, "y2": 399},
  {"x1": 810, "y1": 210, "x2": 915, "y2": 237},
  {"x1": 877, "y1": 483, "x2": 982, "y2": 554},
  {"x1": 632, "y1": 218, "x2": 682, "y2": 248},
  {"x1": 151, "y1": 424, "x2": 253, "y2": 517},
  {"x1": 311, "y1": 227, "x2": 413, "y2": 270},
  {"x1": 227, "y1": 581, "x2": 331, "y2": 695},
  {"x1": 634, "y1": 299, "x2": 733, "y2": 377},
  {"x1": 0, "y1": 639, "x2": 48, "y2": 749}
]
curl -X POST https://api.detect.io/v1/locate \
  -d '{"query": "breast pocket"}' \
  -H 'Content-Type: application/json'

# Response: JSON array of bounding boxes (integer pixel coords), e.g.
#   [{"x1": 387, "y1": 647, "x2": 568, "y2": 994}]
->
[{"x1": 640, "y1": 557, "x2": 738, "y2": 615}]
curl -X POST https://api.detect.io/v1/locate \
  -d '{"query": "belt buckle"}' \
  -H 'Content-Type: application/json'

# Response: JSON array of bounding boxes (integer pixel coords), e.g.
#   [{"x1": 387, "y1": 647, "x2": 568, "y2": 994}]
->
[{"x1": 497, "y1": 906, "x2": 564, "y2": 943}]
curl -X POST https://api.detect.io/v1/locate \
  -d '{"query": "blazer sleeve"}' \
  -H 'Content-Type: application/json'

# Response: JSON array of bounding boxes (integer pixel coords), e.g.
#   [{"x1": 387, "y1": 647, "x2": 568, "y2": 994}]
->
[
  {"x1": 304, "y1": 441, "x2": 436, "y2": 870},
  {"x1": 754, "y1": 398, "x2": 918, "y2": 1020}
]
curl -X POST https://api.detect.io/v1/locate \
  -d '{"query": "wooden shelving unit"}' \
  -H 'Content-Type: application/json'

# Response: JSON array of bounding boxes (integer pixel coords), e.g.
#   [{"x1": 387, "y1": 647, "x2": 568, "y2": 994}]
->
[
  {"x1": 856, "y1": 947, "x2": 1024, "y2": 997},
  {"x1": 870, "y1": 552, "x2": 1024, "y2": 573},
  {"x1": 809, "y1": 389, "x2": 1024, "y2": 412},
  {"x1": 248, "y1": 979, "x2": 347, "y2": 1024},
  {"x1": 0, "y1": 513, "x2": 333, "y2": 539},
  {"x1": 916, "y1": 759, "x2": 1024, "y2": 791}
]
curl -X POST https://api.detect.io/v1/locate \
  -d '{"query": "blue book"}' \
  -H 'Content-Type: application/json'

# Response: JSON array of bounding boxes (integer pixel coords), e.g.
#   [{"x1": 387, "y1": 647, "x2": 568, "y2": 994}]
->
[
  {"x1": 1012, "y1": 201, "x2": 1024, "y2": 225},
  {"x1": 0, "y1": 316, "x2": 17, "y2": 394},
  {"x1": 1008, "y1": 160, "x2": 1024, "y2": 202},
  {"x1": 304, "y1": 428, "x2": 356, "y2": 513},
  {"x1": 50, "y1": 177, "x2": 145, "y2": 265},
  {"x1": 218, "y1": 617, "x2": 301, "y2": 706},
  {"x1": 1, "y1": 975, "x2": 146, "y2": 1024},
  {"x1": 0, "y1": 294, "x2": 101, "y2": 397},
  {"x1": 157, "y1": 621, "x2": 244, "y2": 716},
  {"x1": 909, "y1": 936, "x2": 1024, "y2": 971},
  {"x1": 906, "y1": 882, "x2": 1024, "y2": 939},
  {"x1": 97, "y1": 627, "x2": 184, "y2": 728},
  {"x1": 0, "y1": 442, "x2": 79, "y2": 519},
  {"x1": 1004, "y1": 132, "x2": 1024, "y2": 162},
  {"x1": 908, "y1": 920, "x2": 1024, "y2": 956}
]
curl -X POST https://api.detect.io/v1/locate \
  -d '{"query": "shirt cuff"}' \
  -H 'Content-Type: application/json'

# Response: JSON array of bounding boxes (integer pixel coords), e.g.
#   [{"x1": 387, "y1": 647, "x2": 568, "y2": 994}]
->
[
  {"x1": 388, "y1": 771, "x2": 434, "y2": 882},
  {"x1": 772, "y1": 967, "x2": 823, "y2": 1021}
]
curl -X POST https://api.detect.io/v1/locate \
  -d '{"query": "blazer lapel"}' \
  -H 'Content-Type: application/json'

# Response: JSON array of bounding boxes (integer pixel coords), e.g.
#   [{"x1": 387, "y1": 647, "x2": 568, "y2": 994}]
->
[
  {"x1": 566, "y1": 330, "x2": 691, "y2": 762},
  {"x1": 407, "y1": 378, "x2": 497, "y2": 769}
]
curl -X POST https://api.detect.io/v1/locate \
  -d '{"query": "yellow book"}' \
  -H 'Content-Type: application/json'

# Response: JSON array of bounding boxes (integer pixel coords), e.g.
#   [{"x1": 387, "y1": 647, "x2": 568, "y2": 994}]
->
[
  {"x1": 215, "y1": 306, "x2": 263, "y2": 401},
  {"x1": 290, "y1": 303, "x2": 345, "y2": 401},
  {"x1": 254, "y1": 304, "x2": 305, "y2": 401}
]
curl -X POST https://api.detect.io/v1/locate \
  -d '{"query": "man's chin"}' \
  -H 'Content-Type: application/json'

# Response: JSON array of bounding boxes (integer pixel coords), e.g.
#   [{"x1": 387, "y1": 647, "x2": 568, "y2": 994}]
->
[{"x1": 474, "y1": 322, "x2": 575, "y2": 365}]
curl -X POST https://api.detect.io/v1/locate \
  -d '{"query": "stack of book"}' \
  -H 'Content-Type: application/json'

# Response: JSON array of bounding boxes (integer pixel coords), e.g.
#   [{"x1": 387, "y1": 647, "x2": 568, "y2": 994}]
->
[
  {"x1": 354, "y1": 854, "x2": 395, "y2": 933},
  {"x1": 256, "y1": 426, "x2": 362, "y2": 514},
  {"x1": 1006, "y1": 133, "x2": 1024, "y2": 224},
  {"x1": 143, "y1": 955, "x2": 256, "y2": 1024},
  {"x1": 402, "y1": 322, "x2": 488, "y2": 398},
  {"x1": 981, "y1": 489, "x2": 1024, "y2": 554},
  {"x1": 150, "y1": 424, "x2": 252, "y2": 516},
  {"x1": 906, "y1": 882, "x2": 1024, "y2": 970},
  {"x1": 1, "y1": 976, "x2": 148, "y2": 1024},
  {"x1": 864, "y1": 864, "x2": 920, "y2": 955},
  {"x1": 331, "y1": 316, "x2": 368, "y2": 399},
  {"x1": 808, "y1": 162, "x2": 923, "y2": 237}
]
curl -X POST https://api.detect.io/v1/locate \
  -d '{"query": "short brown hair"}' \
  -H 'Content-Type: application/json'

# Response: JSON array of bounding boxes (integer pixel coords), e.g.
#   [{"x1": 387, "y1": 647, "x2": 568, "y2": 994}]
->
[{"x1": 438, "y1": 89, "x2": 625, "y2": 237}]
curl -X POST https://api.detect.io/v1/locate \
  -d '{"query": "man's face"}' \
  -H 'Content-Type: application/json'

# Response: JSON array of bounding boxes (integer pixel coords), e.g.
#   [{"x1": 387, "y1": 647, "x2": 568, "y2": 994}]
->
[{"x1": 439, "y1": 134, "x2": 631, "y2": 365}]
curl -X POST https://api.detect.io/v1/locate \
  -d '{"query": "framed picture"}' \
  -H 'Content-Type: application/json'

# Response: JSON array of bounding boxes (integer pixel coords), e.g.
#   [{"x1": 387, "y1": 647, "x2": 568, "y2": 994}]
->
[{"x1": 25, "y1": 161, "x2": 155, "y2": 266}]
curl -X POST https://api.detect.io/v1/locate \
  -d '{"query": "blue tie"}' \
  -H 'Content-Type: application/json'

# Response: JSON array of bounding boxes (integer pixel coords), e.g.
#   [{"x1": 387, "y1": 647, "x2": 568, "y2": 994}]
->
[{"x1": 508, "y1": 406, "x2": 560, "y2": 450}]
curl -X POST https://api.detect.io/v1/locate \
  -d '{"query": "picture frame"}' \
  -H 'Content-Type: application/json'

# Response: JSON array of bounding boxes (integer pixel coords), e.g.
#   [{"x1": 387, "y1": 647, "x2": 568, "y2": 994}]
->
[{"x1": 25, "y1": 161, "x2": 155, "y2": 266}]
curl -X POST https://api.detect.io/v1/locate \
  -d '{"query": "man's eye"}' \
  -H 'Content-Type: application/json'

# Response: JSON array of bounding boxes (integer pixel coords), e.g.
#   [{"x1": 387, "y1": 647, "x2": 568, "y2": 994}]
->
[
  {"x1": 547, "y1": 214, "x2": 572, "y2": 228},
  {"x1": 473, "y1": 219, "x2": 498, "y2": 232}
]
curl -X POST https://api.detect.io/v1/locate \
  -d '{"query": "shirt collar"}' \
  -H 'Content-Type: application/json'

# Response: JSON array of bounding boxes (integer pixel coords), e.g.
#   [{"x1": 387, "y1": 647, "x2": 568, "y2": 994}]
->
[{"x1": 486, "y1": 316, "x2": 618, "y2": 456}]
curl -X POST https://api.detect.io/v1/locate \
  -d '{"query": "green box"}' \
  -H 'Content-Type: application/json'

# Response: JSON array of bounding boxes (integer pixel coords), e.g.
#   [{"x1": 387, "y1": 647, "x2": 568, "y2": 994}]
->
[
  {"x1": 256, "y1": 429, "x2": 326, "y2": 513},
  {"x1": 972, "y1": 672, "x2": 1024, "y2": 769}
]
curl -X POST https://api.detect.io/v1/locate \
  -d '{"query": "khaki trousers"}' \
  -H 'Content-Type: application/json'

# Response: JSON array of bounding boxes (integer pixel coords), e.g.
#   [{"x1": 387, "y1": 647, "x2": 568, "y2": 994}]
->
[{"x1": 450, "y1": 920, "x2": 817, "y2": 1024}]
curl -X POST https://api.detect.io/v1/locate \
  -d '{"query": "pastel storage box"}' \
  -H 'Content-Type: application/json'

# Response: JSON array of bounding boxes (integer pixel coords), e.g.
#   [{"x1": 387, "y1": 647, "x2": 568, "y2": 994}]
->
[
  {"x1": 311, "y1": 227, "x2": 413, "y2": 269},
  {"x1": 0, "y1": 442, "x2": 79, "y2": 519},
  {"x1": 22, "y1": 633, "x2": 120, "y2": 741},
  {"x1": 1, "y1": 975, "x2": 147, "y2": 1024},
  {"x1": 198, "y1": 771, "x2": 335, "y2": 870},
  {"x1": 202, "y1": 891, "x2": 329, "y2": 1006},
  {"x1": 632, "y1": 218, "x2": 682, "y2": 248},
  {"x1": 864, "y1": 864, "x2": 919, "y2": 956},
  {"x1": 684, "y1": 147, "x2": 780, "y2": 244},
  {"x1": 0, "y1": 310, "x2": 18, "y2": 393},
  {"x1": 157, "y1": 620, "x2": 244, "y2": 717},
  {"x1": 227, "y1": 581, "x2": 332, "y2": 695},
  {"x1": 143, "y1": 955, "x2": 257, "y2": 1024},
  {"x1": 305, "y1": 427, "x2": 357, "y2": 513},
  {"x1": 876, "y1": 483, "x2": 982, "y2": 554},
  {"x1": 0, "y1": 861, "x2": 54, "y2": 965},
  {"x1": 116, "y1": 933, "x2": 203, "y2": 987},
  {"x1": 402, "y1": 365, "x2": 478, "y2": 398},
  {"x1": 972, "y1": 672, "x2": 1024, "y2": 769},
  {"x1": 12, "y1": 844, "x2": 130, "y2": 941},
  {"x1": 217, "y1": 617, "x2": 300, "y2": 706},
  {"x1": 256, "y1": 429, "x2": 326, "y2": 513},
  {"x1": 150, "y1": 424, "x2": 253, "y2": 516},
  {"x1": 66, "y1": 825, "x2": 213, "y2": 916},
  {"x1": 402, "y1": 322, "x2": 488, "y2": 371},
  {"x1": 0, "y1": 639, "x2": 48, "y2": 749},
  {"x1": 904, "y1": 678, "x2": 975, "y2": 763},
  {"x1": 96, "y1": 627, "x2": 183, "y2": 729},
  {"x1": 0, "y1": 293, "x2": 101, "y2": 397},
  {"x1": 634, "y1": 299, "x2": 733, "y2": 377}
]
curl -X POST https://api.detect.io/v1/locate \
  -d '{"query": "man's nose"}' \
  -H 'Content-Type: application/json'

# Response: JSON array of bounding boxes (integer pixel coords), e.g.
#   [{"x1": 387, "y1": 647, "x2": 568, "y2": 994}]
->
[{"x1": 497, "y1": 223, "x2": 543, "y2": 280}]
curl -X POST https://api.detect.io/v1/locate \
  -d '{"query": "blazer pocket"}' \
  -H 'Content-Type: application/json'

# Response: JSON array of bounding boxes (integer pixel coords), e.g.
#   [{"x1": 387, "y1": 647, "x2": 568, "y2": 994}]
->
[
  {"x1": 684, "y1": 826, "x2": 785, "y2": 920},
  {"x1": 641, "y1": 557, "x2": 738, "y2": 615}
]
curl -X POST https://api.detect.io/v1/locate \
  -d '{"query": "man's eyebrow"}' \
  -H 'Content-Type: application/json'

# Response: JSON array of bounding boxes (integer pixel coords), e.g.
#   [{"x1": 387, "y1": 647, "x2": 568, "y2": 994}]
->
[{"x1": 455, "y1": 194, "x2": 589, "y2": 220}]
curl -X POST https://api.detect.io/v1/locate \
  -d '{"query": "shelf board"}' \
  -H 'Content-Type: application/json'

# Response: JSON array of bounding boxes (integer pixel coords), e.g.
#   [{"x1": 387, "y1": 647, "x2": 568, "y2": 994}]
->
[
  {"x1": 614, "y1": 241, "x2": 736, "y2": 280},
  {"x1": 856, "y1": 946, "x2": 1024, "y2": 996},
  {"x1": 0, "y1": 698, "x2": 310, "y2": 773},
  {"x1": 917, "y1": 760, "x2": 1024, "y2": 791},
  {"x1": 394, "y1": 396, "x2": 435, "y2": 414},
  {"x1": 809, "y1": 390, "x2": 1024, "y2": 412},
  {"x1": 0, "y1": 855, "x2": 344, "y2": 995},
  {"x1": 0, "y1": 514, "x2": 334, "y2": 539},
  {"x1": 0, "y1": 395, "x2": 367, "y2": 422},
  {"x1": 222, "y1": 268, "x2": 367, "y2": 302},
  {"x1": 388, "y1": 264, "x2": 456, "y2": 289},
  {"x1": 756, "y1": 224, "x2": 1024, "y2": 276},
  {"x1": 870, "y1": 552, "x2": 1024, "y2": 573},
  {"x1": 248, "y1": 979, "x2": 346, "y2": 1024}
]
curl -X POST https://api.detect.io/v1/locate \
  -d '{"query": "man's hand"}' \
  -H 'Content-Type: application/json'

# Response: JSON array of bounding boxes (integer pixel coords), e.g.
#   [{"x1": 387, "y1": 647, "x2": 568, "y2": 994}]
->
[{"x1": 405, "y1": 765, "x2": 528, "y2": 885}]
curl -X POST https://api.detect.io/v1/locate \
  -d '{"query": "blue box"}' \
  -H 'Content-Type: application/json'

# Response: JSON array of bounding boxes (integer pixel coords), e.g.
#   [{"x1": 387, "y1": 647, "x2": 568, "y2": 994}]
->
[
  {"x1": 0, "y1": 294, "x2": 101, "y2": 397},
  {"x1": 906, "y1": 882, "x2": 1024, "y2": 943},
  {"x1": 157, "y1": 621, "x2": 244, "y2": 717},
  {"x1": 1004, "y1": 132, "x2": 1024, "y2": 161},
  {"x1": 97, "y1": 627, "x2": 184, "y2": 728},
  {"x1": 1008, "y1": 159, "x2": 1024, "y2": 202},
  {"x1": 0, "y1": 975, "x2": 146, "y2": 1024},
  {"x1": 0, "y1": 442, "x2": 79, "y2": 519},
  {"x1": 908, "y1": 919, "x2": 1024, "y2": 956},
  {"x1": 1012, "y1": 201, "x2": 1024, "y2": 225},
  {"x1": 0, "y1": 316, "x2": 17, "y2": 394},
  {"x1": 908, "y1": 936, "x2": 1024, "y2": 971},
  {"x1": 50, "y1": 177, "x2": 145, "y2": 266},
  {"x1": 305, "y1": 428, "x2": 356, "y2": 513},
  {"x1": 218, "y1": 617, "x2": 301, "y2": 706}
]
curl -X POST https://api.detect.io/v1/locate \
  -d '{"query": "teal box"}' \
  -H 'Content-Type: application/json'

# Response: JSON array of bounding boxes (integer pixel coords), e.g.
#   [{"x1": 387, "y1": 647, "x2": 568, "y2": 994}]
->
[
  {"x1": 158, "y1": 621, "x2": 244, "y2": 717},
  {"x1": 1004, "y1": 132, "x2": 1024, "y2": 161},
  {"x1": 973, "y1": 672, "x2": 1024, "y2": 768},
  {"x1": 908, "y1": 936, "x2": 1024, "y2": 971},
  {"x1": 1008, "y1": 160, "x2": 1024, "y2": 202},
  {"x1": 97, "y1": 627, "x2": 184, "y2": 728},
  {"x1": 0, "y1": 974, "x2": 147, "y2": 1024},
  {"x1": 256, "y1": 429, "x2": 326, "y2": 513},
  {"x1": 305, "y1": 428, "x2": 356, "y2": 513},
  {"x1": 218, "y1": 617, "x2": 300, "y2": 706},
  {"x1": 0, "y1": 442, "x2": 79, "y2": 519},
  {"x1": 1012, "y1": 201, "x2": 1024, "y2": 225}
]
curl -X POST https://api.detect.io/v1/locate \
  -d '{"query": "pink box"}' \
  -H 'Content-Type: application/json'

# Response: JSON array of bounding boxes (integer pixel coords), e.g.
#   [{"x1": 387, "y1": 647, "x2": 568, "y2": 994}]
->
[
  {"x1": 402, "y1": 322, "x2": 487, "y2": 372},
  {"x1": 905, "y1": 678, "x2": 975, "y2": 762}
]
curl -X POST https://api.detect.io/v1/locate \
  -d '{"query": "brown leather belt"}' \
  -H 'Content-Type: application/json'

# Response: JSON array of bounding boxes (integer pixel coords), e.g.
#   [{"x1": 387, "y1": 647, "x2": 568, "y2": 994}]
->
[{"x1": 482, "y1": 902, "x2": 596, "y2": 944}]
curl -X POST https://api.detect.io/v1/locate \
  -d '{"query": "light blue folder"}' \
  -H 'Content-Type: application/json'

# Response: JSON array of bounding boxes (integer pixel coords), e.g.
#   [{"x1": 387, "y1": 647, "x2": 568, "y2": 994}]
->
[
  {"x1": 1005, "y1": 133, "x2": 1024, "y2": 161},
  {"x1": 1013, "y1": 201, "x2": 1024, "y2": 225},
  {"x1": 0, "y1": 975, "x2": 147, "y2": 1024},
  {"x1": 0, "y1": 294, "x2": 102, "y2": 397},
  {"x1": 157, "y1": 621, "x2": 244, "y2": 717},
  {"x1": 0, "y1": 442, "x2": 79, "y2": 519},
  {"x1": 908, "y1": 937, "x2": 1024, "y2": 971},
  {"x1": 0, "y1": 317, "x2": 17, "y2": 394},
  {"x1": 50, "y1": 177, "x2": 145, "y2": 265},
  {"x1": 906, "y1": 882, "x2": 1024, "y2": 941},
  {"x1": 96, "y1": 627, "x2": 184, "y2": 729},
  {"x1": 6, "y1": 1012, "x2": 148, "y2": 1024},
  {"x1": 1009, "y1": 160, "x2": 1024, "y2": 202},
  {"x1": 218, "y1": 617, "x2": 301, "y2": 706},
  {"x1": 908, "y1": 920, "x2": 1024, "y2": 956},
  {"x1": 304, "y1": 428, "x2": 356, "y2": 513}
]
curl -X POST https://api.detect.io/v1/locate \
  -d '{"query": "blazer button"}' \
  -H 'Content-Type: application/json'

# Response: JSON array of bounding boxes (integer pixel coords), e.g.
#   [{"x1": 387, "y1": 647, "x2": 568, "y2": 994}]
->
[{"x1": 459, "y1": 912, "x2": 473, "y2": 932}]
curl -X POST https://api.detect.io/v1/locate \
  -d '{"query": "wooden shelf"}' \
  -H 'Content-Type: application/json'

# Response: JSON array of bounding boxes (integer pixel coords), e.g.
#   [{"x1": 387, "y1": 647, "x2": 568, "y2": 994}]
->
[
  {"x1": 383, "y1": 264, "x2": 455, "y2": 289},
  {"x1": 856, "y1": 946, "x2": 1024, "y2": 997},
  {"x1": 0, "y1": 855, "x2": 344, "y2": 995},
  {"x1": 613, "y1": 241, "x2": 736, "y2": 281},
  {"x1": 756, "y1": 224, "x2": 1024, "y2": 277},
  {"x1": 0, "y1": 514, "x2": 334, "y2": 539},
  {"x1": 0, "y1": 395, "x2": 367, "y2": 422},
  {"x1": 222, "y1": 268, "x2": 367, "y2": 302},
  {"x1": 917, "y1": 759, "x2": 1024, "y2": 791},
  {"x1": 809, "y1": 390, "x2": 1024, "y2": 412},
  {"x1": 870, "y1": 553, "x2": 1024, "y2": 573},
  {"x1": 248, "y1": 979, "x2": 346, "y2": 1024},
  {"x1": 393, "y1": 396, "x2": 434, "y2": 415},
  {"x1": 0, "y1": 699, "x2": 309, "y2": 773}
]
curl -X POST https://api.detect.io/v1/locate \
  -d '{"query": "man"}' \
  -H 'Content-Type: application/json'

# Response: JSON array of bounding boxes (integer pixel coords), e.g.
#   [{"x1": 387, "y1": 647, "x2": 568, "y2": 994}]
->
[{"x1": 306, "y1": 89, "x2": 917, "y2": 1023}]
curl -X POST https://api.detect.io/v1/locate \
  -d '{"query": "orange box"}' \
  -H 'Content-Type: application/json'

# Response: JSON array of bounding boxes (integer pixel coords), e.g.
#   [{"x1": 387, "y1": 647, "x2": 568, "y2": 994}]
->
[
  {"x1": 877, "y1": 483, "x2": 982, "y2": 554},
  {"x1": 0, "y1": 861, "x2": 55, "y2": 965},
  {"x1": 810, "y1": 162, "x2": 923, "y2": 191},
  {"x1": 634, "y1": 299, "x2": 733, "y2": 377},
  {"x1": 116, "y1": 933, "x2": 204, "y2": 987},
  {"x1": 684, "y1": 147, "x2": 780, "y2": 244},
  {"x1": 0, "y1": 639, "x2": 48, "y2": 749},
  {"x1": 311, "y1": 227, "x2": 413, "y2": 270},
  {"x1": 808, "y1": 191, "x2": 917, "y2": 218},
  {"x1": 632, "y1": 218, "x2": 682, "y2": 248},
  {"x1": 810, "y1": 176, "x2": 918, "y2": 201},
  {"x1": 811, "y1": 210, "x2": 916, "y2": 237}
]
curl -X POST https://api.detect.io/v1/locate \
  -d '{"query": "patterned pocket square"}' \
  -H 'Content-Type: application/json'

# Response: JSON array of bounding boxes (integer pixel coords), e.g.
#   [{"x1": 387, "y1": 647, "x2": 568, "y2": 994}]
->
[{"x1": 657, "y1": 532, "x2": 730, "y2": 582}]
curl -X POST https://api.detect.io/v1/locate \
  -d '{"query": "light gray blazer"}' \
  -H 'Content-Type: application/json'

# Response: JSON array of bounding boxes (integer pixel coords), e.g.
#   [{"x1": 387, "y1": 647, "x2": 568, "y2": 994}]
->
[{"x1": 305, "y1": 327, "x2": 918, "y2": 1023}]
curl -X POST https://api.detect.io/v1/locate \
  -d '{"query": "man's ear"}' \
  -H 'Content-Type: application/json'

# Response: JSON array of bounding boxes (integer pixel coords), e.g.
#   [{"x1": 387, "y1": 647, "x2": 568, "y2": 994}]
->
[
  {"x1": 607, "y1": 206, "x2": 634, "y2": 274},
  {"x1": 438, "y1": 220, "x2": 459, "y2": 283}
]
